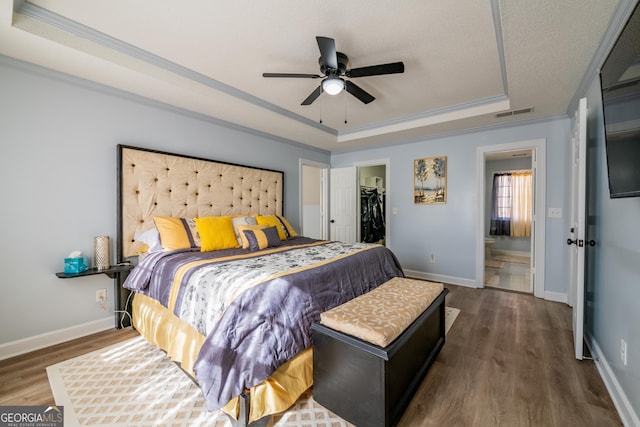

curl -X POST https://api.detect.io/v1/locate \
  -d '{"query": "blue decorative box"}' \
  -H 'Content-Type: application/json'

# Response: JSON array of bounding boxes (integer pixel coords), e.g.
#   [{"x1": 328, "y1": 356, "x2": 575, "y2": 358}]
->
[{"x1": 64, "y1": 257, "x2": 88, "y2": 274}]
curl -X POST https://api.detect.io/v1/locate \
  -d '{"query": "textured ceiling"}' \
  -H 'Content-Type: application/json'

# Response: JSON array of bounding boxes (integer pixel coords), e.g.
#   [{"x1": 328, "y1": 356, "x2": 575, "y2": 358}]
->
[{"x1": 0, "y1": 0, "x2": 629, "y2": 152}]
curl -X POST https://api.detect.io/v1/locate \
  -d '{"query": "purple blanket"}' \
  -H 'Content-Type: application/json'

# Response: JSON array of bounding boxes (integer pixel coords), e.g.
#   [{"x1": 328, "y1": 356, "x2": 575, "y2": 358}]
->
[{"x1": 124, "y1": 237, "x2": 404, "y2": 411}]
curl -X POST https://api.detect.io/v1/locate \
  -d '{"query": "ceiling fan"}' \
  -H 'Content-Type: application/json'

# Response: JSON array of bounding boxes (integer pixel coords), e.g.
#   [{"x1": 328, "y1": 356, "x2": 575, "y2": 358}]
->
[{"x1": 263, "y1": 36, "x2": 405, "y2": 105}]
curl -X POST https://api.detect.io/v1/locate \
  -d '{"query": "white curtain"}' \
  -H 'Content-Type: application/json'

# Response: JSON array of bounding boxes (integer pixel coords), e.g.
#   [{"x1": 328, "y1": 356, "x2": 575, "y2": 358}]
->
[{"x1": 510, "y1": 171, "x2": 532, "y2": 237}]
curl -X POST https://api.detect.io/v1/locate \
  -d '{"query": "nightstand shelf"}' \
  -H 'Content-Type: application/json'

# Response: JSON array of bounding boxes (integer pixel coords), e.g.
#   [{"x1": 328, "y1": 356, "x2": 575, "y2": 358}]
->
[
  {"x1": 56, "y1": 264, "x2": 134, "y2": 328},
  {"x1": 55, "y1": 264, "x2": 132, "y2": 279}
]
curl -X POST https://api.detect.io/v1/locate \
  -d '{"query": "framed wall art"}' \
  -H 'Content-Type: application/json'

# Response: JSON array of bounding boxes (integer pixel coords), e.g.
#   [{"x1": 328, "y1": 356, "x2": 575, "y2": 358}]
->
[{"x1": 414, "y1": 156, "x2": 447, "y2": 204}]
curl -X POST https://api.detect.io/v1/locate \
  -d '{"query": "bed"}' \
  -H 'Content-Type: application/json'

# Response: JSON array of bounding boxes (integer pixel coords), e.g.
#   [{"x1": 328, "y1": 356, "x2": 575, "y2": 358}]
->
[{"x1": 116, "y1": 145, "x2": 404, "y2": 425}]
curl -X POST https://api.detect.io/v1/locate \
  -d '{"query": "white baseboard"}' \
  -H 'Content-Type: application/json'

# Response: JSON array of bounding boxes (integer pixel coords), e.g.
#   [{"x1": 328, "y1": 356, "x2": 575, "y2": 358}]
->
[
  {"x1": 403, "y1": 269, "x2": 479, "y2": 288},
  {"x1": 585, "y1": 331, "x2": 639, "y2": 427},
  {"x1": 0, "y1": 317, "x2": 114, "y2": 361},
  {"x1": 404, "y1": 269, "x2": 568, "y2": 304},
  {"x1": 543, "y1": 291, "x2": 567, "y2": 304}
]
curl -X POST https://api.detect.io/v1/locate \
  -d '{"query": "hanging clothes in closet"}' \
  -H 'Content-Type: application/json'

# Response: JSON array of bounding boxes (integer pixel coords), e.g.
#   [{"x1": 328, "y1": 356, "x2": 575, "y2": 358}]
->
[{"x1": 361, "y1": 187, "x2": 385, "y2": 244}]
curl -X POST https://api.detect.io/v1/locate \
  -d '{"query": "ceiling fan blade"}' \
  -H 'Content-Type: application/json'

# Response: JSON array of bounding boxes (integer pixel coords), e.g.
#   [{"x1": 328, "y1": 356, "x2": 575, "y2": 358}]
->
[
  {"x1": 263, "y1": 73, "x2": 323, "y2": 79},
  {"x1": 316, "y1": 36, "x2": 338, "y2": 70},
  {"x1": 346, "y1": 62, "x2": 405, "y2": 78},
  {"x1": 301, "y1": 85, "x2": 323, "y2": 105},
  {"x1": 345, "y1": 81, "x2": 375, "y2": 104}
]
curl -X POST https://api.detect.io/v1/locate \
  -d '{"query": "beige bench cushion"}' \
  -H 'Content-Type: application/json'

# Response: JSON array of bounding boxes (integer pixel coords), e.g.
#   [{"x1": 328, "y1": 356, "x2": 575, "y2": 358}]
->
[{"x1": 320, "y1": 277, "x2": 444, "y2": 348}]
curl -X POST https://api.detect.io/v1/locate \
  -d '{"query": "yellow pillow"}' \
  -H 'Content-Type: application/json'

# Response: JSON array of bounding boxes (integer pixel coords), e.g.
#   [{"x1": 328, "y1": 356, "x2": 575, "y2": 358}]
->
[
  {"x1": 153, "y1": 216, "x2": 200, "y2": 250},
  {"x1": 277, "y1": 215, "x2": 299, "y2": 237},
  {"x1": 194, "y1": 216, "x2": 239, "y2": 252},
  {"x1": 256, "y1": 215, "x2": 287, "y2": 240},
  {"x1": 236, "y1": 224, "x2": 268, "y2": 249}
]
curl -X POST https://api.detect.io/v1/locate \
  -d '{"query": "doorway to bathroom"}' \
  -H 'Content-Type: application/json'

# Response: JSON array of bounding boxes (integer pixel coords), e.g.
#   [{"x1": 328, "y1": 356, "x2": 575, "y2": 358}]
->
[
  {"x1": 484, "y1": 151, "x2": 533, "y2": 293},
  {"x1": 476, "y1": 139, "x2": 546, "y2": 298}
]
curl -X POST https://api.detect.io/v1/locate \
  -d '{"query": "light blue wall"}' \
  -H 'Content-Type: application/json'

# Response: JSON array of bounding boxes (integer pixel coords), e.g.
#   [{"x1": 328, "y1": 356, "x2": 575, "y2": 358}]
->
[
  {"x1": 332, "y1": 118, "x2": 571, "y2": 295},
  {"x1": 0, "y1": 56, "x2": 329, "y2": 344},
  {"x1": 584, "y1": 75, "x2": 640, "y2": 419}
]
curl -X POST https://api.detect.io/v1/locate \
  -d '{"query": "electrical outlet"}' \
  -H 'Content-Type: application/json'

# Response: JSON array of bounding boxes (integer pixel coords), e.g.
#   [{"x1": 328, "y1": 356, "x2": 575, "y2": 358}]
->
[
  {"x1": 96, "y1": 288, "x2": 107, "y2": 303},
  {"x1": 429, "y1": 254, "x2": 436, "y2": 264},
  {"x1": 621, "y1": 339, "x2": 627, "y2": 366}
]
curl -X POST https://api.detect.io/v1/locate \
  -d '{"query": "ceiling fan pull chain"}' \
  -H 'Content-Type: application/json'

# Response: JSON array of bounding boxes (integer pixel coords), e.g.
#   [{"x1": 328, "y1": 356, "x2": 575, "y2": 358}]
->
[
  {"x1": 344, "y1": 92, "x2": 348, "y2": 124},
  {"x1": 319, "y1": 95, "x2": 323, "y2": 124}
]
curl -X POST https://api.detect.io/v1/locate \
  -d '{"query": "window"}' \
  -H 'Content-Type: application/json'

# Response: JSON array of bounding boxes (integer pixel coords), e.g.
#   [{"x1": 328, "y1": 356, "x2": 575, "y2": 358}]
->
[
  {"x1": 490, "y1": 171, "x2": 532, "y2": 237},
  {"x1": 494, "y1": 174, "x2": 512, "y2": 220}
]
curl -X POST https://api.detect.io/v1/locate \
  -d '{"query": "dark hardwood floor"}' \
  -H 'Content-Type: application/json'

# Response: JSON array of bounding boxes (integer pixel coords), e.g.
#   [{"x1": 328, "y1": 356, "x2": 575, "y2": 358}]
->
[
  {"x1": 0, "y1": 285, "x2": 622, "y2": 426},
  {"x1": 400, "y1": 285, "x2": 622, "y2": 426}
]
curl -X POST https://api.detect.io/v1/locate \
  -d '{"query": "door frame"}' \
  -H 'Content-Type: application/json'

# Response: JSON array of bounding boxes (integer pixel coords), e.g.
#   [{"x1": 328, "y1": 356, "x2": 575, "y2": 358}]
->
[
  {"x1": 476, "y1": 139, "x2": 546, "y2": 298},
  {"x1": 299, "y1": 158, "x2": 329, "y2": 239},
  {"x1": 354, "y1": 158, "x2": 391, "y2": 247}
]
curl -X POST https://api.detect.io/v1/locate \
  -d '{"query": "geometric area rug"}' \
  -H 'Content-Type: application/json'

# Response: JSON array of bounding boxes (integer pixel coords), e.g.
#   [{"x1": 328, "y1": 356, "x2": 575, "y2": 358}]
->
[
  {"x1": 47, "y1": 308, "x2": 460, "y2": 427},
  {"x1": 445, "y1": 306, "x2": 460, "y2": 335}
]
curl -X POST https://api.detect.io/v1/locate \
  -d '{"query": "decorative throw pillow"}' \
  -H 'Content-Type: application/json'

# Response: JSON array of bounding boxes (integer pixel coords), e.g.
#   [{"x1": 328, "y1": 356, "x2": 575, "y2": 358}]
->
[
  {"x1": 195, "y1": 216, "x2": 239, "y2": 252},
  {"x1": 243, "y1": 226, "x2": 282, "y2": 251},
  {"x1": 232, "y1": 215, "x2": 258, "y2": 246},
  {"x1": 276, "y1": 215, "x2": 299, "y2": 238},
  {"x1": 235, "y1": 224, "x2": 268, "y2": 249},
  {"x1": 153, "y1": 216, "x2": 201, "y2": 250},
  {"x1": 256, "y1": 215, "x2": 287, "y2": 240}
]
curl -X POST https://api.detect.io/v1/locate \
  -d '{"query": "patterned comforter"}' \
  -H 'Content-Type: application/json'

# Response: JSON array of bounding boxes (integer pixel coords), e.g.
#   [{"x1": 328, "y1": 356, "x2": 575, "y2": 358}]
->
[{"x1": 123, "y1": 236, "x2": 404, "y2": 411}]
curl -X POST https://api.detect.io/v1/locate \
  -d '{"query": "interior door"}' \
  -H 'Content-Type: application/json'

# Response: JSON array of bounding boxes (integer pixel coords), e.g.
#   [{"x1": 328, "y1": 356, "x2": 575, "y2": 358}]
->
[
  {"x1": 329, "y1": 167, "x2": 357, "y2": 243},
  {"x1": 568, "y1": 97, "x2": 587, "y2": 360}
]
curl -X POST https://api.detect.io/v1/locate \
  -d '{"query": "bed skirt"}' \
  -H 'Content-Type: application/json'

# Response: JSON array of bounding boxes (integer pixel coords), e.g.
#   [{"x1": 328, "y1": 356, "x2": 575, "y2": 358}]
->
[{"x1": 132, "y1": 292, "x2": 313, "y2": 423}]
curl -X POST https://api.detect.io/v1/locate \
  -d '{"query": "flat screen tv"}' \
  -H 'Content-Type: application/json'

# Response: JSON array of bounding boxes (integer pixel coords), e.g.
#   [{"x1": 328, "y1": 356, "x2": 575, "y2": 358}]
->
[{"x1": 599, "y1": 2, "x2": 640, "y2": 198}]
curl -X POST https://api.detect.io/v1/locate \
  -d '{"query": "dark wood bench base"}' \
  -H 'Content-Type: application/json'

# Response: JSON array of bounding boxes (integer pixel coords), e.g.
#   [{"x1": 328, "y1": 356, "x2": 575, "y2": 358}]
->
[{"x1": 311, "y1": 287, "x2": 449, "y2": 427}]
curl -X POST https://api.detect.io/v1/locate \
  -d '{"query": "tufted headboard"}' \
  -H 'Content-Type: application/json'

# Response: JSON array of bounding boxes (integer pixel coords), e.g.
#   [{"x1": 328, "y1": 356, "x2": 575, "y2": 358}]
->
[{"x1": 117, "y1": 145, "x2": 283, "y2": 259}]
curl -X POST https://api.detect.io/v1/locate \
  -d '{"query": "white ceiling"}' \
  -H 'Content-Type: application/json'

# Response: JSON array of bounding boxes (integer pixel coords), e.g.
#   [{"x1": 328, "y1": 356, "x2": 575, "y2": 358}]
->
[{"x1": 0, "y1": 0, "x2": 628, "y2": 153}]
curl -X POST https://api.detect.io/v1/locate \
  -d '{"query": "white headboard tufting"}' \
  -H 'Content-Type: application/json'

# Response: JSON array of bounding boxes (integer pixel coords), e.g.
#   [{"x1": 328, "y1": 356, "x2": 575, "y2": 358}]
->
[{"x1": 117, "y1": 145, "x2": 283, "y2": 259}]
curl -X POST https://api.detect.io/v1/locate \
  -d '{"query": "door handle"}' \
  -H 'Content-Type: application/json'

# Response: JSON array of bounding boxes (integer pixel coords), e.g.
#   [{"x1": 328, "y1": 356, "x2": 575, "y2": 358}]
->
[
  {"x1": 567, "y1": 238, "x2": 595, "y2": 247},
  {"x1": 330, "y1": 219, "x2": 335, "y2": 223}
]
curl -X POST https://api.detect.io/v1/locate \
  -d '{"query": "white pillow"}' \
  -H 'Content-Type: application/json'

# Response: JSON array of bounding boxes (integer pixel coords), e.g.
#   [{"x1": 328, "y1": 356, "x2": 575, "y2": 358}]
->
[
  {"x1": 135, "y1": 227, "x2": 163, "y2": 253},
  {"x1": 232, "y1": 216, "x2": 258, "y2": 246}
]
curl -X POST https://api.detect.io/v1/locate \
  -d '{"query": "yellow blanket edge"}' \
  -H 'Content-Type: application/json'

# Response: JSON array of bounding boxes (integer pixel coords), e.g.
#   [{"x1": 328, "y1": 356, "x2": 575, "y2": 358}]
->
[{"x1": 132, "y1": 292, "x2": 312, "y2": 423}]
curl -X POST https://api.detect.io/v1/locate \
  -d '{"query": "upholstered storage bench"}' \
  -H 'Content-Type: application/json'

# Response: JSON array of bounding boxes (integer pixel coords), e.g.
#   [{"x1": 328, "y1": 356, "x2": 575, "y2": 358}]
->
[{"x1": 311, "y1": 278, "x2": 448, "y2": 427}]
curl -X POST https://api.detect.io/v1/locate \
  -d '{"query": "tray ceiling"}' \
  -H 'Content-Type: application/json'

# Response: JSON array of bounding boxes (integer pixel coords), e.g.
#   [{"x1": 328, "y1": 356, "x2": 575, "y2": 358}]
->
[{"x1": 0, "y1": 0, "x2": 628, "y2": 152}]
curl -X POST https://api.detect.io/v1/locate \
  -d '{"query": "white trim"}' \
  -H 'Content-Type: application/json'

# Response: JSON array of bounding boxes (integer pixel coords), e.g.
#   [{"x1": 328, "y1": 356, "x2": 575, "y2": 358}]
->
[
  {"x1": 543, "y1": 291, "x2": 567, "y2": 304},
  {"x1": 585, "y1": 331, "x2": 639, "y2": 427},
  {"x1": 338, "y1": 97, "x2": 510, "y2": 142},
  {"x1": 476, "y1": 139, "x2": 546, "y2": 298},
  {"x1": 0, "y1": 317, "x2": 113, "y2": 361},
  {"x1": 403, "y1": 269, "x2": 479, "y2": 289}
]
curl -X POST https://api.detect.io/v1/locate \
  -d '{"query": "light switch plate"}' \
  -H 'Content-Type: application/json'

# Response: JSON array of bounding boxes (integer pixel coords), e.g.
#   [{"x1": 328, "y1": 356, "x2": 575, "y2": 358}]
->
[{"x1": 548, "y1": 208, "x2": 562, "y2": 218}]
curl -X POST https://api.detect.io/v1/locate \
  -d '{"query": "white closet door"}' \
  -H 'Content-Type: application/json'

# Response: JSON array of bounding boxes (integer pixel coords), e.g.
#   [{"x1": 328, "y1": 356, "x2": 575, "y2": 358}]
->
[{"x1": 329, "y1": 167, "x2": 357, "y2": 243}]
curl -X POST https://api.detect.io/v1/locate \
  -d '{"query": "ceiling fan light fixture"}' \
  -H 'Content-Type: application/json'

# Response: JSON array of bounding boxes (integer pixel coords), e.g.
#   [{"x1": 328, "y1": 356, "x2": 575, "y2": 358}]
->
[{"x1": 322, "y1": 77, "x2": 344, "y2": 95}]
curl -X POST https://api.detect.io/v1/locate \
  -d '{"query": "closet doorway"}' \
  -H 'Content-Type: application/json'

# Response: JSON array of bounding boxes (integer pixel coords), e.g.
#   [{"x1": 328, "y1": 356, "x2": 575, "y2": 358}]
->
[
  {"x1": 322, "y1": 160, "x2": 390, "y2": 245},
  {"x1": 356, "y1": 160, "x2": 389, "y2": 246}
]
